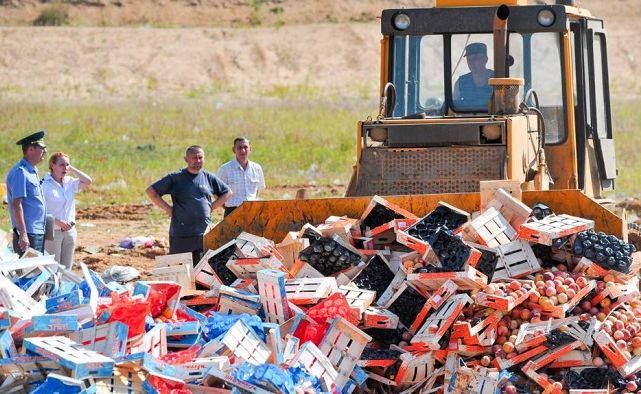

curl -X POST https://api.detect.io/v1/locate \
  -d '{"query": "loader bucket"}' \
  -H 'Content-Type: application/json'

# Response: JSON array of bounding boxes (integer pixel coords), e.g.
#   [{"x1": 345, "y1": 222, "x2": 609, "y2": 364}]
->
[{"x1": 203, "y1": 189, "x2": 624, "y2": 251}]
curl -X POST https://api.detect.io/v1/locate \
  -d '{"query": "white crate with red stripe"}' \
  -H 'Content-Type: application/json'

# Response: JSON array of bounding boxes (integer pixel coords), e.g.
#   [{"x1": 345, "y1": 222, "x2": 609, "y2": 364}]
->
[
  {"x1": 518, "y1": 214, "x2": 594, "y2": 246},
  {"x1": 318, "y1": 317, "x2": 371, "y2": 390},
  {"x1": 409, "y1": 293, "x2": 472, "y2": 351},
  {"x1": 70, "y1": 321, "x2": 128, "y2": 358},
  {"x1": 257, "y1": 269, "x2": 292, "y2": 325}
]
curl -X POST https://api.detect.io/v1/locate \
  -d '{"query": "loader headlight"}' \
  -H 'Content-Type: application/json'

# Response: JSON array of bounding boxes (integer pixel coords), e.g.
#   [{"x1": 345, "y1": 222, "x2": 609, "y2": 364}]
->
[
  {"x1": 369, "y1": 127, "x2": 388, "y2": 142},
  {"x1": 537, "y1": 8, "x2": 556, "y2": 27},
  {"x1": 393, "y1": 13, "x2": 411, "y2": 31}
]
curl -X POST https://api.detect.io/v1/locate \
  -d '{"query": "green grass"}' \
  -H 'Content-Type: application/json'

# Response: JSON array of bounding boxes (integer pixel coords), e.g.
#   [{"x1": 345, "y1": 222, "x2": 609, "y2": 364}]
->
[
  {"x1": 611, "y1": 99, "x2": 641, "y2": 199},
  {"x1": 0, "y1": 97, "x2": 370, "y2": 208},
  {"x1": 2, "y1": 96, "x2": 640, "y2": 229}
]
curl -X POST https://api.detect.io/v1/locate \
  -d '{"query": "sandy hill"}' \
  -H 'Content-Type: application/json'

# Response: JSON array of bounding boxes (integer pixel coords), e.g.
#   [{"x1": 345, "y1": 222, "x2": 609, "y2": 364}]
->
[{"x1": 0, "y1": 0, "x2": 639, "y2": 100}]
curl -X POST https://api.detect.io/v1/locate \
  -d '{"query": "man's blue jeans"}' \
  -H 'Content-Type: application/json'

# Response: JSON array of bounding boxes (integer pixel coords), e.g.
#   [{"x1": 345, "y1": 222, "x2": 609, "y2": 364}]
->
[{"x1": 13, "y1": 230, "x2": 45, "y2": 255}]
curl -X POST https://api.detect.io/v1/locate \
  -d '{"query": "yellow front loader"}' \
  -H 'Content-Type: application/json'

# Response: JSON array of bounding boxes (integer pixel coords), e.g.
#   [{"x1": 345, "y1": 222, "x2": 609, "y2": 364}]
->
[{"x1": 205, "y1": 0, "x2": 624, "y2": 249}]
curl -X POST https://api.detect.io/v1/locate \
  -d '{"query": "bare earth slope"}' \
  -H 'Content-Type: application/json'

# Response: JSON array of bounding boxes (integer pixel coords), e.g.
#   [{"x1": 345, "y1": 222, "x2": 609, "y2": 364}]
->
[{"x1": 0, "y1": 0, "x2": 639, "y2": 100}]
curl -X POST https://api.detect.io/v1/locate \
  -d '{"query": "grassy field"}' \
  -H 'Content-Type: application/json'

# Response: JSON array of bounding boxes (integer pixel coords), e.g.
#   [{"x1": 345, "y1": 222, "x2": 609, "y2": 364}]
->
[
  {"x1": 0, "y1": 96, "x2": 370, "y2": 203},
  {"x1": 1, "y1": 96, "x2": 639, "y2": 228}
]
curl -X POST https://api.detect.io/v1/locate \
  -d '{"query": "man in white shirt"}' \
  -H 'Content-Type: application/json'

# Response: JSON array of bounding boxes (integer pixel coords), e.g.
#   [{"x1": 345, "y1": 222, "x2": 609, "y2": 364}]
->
[{"x1": 217, "y1": 137, "x2": 266, "y2": 217}]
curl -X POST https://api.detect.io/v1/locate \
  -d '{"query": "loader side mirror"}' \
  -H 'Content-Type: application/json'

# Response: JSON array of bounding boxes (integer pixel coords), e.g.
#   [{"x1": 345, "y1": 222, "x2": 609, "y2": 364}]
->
[{"x1": 379, "y1": 82, "x2": 397, "y2": 118}]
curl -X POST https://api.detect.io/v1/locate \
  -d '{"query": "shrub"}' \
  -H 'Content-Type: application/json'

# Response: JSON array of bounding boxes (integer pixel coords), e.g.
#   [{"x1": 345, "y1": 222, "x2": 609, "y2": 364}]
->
[{"x1": 33, "y1": 6, "x2": 69, "y2": 26}]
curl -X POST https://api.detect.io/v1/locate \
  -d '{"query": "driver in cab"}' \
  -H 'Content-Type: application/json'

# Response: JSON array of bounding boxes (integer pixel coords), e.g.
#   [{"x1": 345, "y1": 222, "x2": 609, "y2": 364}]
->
[{"x1": 453, "y1": 43, "x2": 494, "y2": 111}]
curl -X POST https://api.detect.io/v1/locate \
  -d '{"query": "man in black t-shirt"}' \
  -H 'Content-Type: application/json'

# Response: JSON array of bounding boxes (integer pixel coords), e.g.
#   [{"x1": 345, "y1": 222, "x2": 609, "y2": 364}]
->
[{"x1": 146, "y1": 145, "x2": 232, "y2": 264}]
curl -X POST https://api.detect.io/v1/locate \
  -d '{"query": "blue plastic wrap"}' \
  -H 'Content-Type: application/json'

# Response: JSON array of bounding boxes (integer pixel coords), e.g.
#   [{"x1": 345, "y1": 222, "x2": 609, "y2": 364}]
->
[
  {"x1": 79, "y1": 269, "x2": 111, "y2": 298},
  {"x1": 30, "y1": 376, "x2": 82, "y2": 394},
  {"x1": 230, "y1": 363, "x2": 325, "y2": 394},
  {"x1": 231, "y1": 363, "x2": 296, "y2": 394},
  {"x1": 201, "y1": 312, "x2": 265, "y2": 342}
]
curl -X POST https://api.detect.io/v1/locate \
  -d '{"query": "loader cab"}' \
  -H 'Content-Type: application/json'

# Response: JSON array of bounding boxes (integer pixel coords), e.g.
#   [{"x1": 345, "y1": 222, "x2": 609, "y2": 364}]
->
[{"x1": 347, "y1": 1, "x2": 617, "y2": 198}]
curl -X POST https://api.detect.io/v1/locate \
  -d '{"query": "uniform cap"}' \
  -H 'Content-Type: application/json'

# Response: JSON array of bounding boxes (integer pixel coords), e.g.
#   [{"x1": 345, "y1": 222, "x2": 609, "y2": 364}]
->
[
  {"x1": 16, "y1": 130, "x2": 46, "y2": 148},
  {"x1": 464, "y1": 42, "x2": 487, "y2": 57}
]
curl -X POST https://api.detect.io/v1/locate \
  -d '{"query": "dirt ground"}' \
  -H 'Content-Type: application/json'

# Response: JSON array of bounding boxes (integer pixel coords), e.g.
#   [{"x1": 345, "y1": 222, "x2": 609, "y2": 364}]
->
[
  {"x1": 73, "y1": 184, "x2": 345, "y2": 278},
  {"x1": 0, "y1": 0, "x2": 640, "y2": 100}
]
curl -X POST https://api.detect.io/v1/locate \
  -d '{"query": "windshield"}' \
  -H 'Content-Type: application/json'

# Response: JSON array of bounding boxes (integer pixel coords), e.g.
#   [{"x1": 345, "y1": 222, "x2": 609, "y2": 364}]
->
[{"x1": 391, "y1": 32, "x2": 566, "y2": 144}]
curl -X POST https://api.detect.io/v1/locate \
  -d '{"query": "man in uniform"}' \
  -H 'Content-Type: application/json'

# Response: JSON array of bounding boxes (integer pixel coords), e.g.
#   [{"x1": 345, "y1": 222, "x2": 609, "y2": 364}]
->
[
  {"x1": 453, "y1": 42, "x2": 494, "y2": 111},
  {"x1": 7, "y1": 130, "x2": 48, "y2": 254}
]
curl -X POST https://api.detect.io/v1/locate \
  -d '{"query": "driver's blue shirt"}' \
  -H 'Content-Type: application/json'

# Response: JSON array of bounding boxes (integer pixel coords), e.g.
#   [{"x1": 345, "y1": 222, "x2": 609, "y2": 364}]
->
[
  {"x1": 455, "y1": 72, "x2": 493, "y2": 110},
  {"x1": 6, "y1": 158, "x2": 46, "y2": 234}
]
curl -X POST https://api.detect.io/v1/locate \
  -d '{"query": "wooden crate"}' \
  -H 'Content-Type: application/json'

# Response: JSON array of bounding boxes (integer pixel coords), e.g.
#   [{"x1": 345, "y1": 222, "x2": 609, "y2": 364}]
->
[
  {"x1": 450, "y1": 310, "x2": 503, "y2": 347},
  {"x1": 396, "y1": 352, "x2": 436, "y2": 386},
  {"x1": 288, "y1": 341, "x2": 339, "y2": 392},
  {"x1": 360, "y1": 195, "x2": 419, "y2": 233},
  {"x1": 193, "y1": 241, "x2": 241, "y2": 289},
  {"x1": 204, "y1": 367, "x2": 273, "y2": 394},
  {"x1": 492, "y1": 240, "x2": 541, "y2": 281},
  {"x1": 518, "y1": 214, "x2": 594, "y2": 245},
  {"x1": 514, "y1": 317, "x2": 581, "y2": 351},
  {"x1": 172, "y1": 357, "x2": 230, "y2": 383},
  {"x1": 235, "y1": 232, "x2": 279, "y2": 258},
  {"x1": 409, "y1": 294, "x2": 472, "y2": 350},
  {"x1": 384, "y1": 282, "x2": 429, "y2": 331},
  {"x1": 409, "y1": 280, "x2": 458, "y2": 334},
  {"x1": 407, "y1": 266, "x2": 488, "y2": 292},
  {"x1": 591, "y1": 276, "x2": 640, "y2": 307},
  {"x1": 24, "y1": 336, "x2": 114, "y2": 378},
  {"x1": 155, "y1": 252, "x2": 192, "y2": 269},
  {"x1": 152, "y1": 265, "x2": 194, "y2": 295},
  {"x1": 127, "y1": 323, "x2": 167, "y2": 357},
  {"x1": 220, "y1": 320, "x2": 271, "y2": 366},
  {"x1": 484, "y1": 185, "x2": 531, "y2": 230},
  {"x1": 460, "y1": 207, "x2": 516, "y2": 247},
  {"x1": 257, "y1": 269, "x2": 292, "y2": 325},
  {"x1": 284, "y1": 277, "x2": 337, "y2": 305},
  {"x1": 547, "y1": 350, "x2": 593, "y2": 369},
  {"x1": 336, "y1": 285, "x2": 376, "y2": 321},
  {"x1": 95, "y1": 365, "x2": 147, "y2": 394},
  {"x1": 594, "y1": 330, "x2": 641, "y2": 377},
  {"x1": 0, "y1": 274, "x2": 46, "y2": 319},
  {"x1": 362, "y1": 306, "x2": 399, "y2": 329},
  {"x1": 540, "y1": 279, "x2": 596, "y2": 318},
  {"x1": 443, "y1": 354, "x2": 505, "y2": 394},
  {"x1": 226, "y1": 255, "x2": 290, "y2": 280},
  {"x1": 317, "y1": 216, "x2": 361, "y2": 243},
  {"x1": 275, "y1": 236, "x2": 309, "y2": 270},
  {"x1": 0, "y1": 356, "x2": 66, "y2": 389},
  {"x1": 475, "y1": 280, "x2": 534, "y2": 312},
  {"x1": 70, "y1": 321, "x2": 128, "y2": 358},
  {"x1": 319, "y1": 317, "x2": 372, "y2": 390},
  {"x1": 376, "y1": 268, "x2": 407, "y2": 306}
]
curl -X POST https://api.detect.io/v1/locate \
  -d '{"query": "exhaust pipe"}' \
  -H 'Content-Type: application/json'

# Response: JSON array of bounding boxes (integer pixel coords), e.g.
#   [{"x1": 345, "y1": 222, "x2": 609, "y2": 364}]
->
[{"x1": 493, "y1": 5, "x2": 509, "y2": 79}]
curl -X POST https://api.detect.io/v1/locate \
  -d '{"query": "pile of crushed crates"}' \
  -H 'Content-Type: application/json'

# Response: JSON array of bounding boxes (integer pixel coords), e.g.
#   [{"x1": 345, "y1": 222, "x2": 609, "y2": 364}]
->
[{"x1": 2, "y1": 187, "x2": 641, "y2": 394}]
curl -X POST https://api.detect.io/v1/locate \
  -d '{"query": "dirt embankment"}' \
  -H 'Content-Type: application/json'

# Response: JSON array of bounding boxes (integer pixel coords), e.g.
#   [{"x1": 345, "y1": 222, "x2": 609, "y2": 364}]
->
[{"x1": 0, "y1": 0, "x2": 639, "y2": 100}]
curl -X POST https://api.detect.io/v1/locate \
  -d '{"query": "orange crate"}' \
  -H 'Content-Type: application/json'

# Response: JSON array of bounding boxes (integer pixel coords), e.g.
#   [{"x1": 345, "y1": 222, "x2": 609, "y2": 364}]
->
[
  {"x1": 409, "y1": 294, "x2": 472, "y2": 350},
  {"x1": 594, "y1": 330, "x2": 641, "y2": 376},
  {"x1": 475, "y1": 279, "x2": 534, "y2": 312},
  {"x1": 540, "y1": 280, "x2": 595, "y2": 318},
  {"x1": 407, "y1": 265, "x2": 487, "y2": 291}
]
